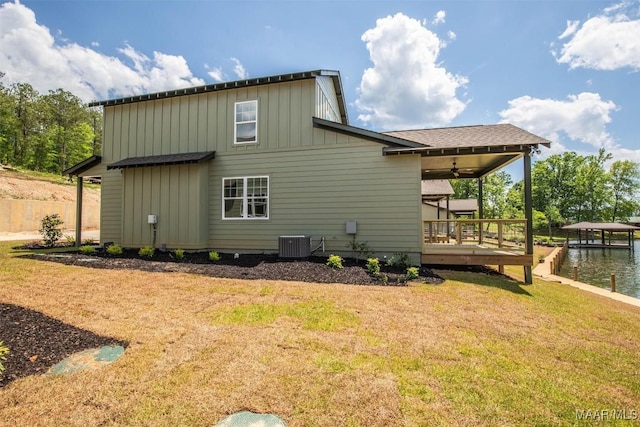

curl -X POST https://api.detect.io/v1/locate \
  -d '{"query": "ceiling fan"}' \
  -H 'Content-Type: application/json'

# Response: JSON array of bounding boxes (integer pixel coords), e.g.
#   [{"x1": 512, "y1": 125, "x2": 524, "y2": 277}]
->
[{"x1": 450, "y1": 161, "x2": 474, "y2": 178}]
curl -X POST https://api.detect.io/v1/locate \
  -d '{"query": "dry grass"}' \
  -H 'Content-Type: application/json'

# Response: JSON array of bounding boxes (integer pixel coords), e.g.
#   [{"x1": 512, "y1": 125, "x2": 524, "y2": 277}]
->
[{"x1": 1, "y1": 241, "x2": 640, "y2": 426}]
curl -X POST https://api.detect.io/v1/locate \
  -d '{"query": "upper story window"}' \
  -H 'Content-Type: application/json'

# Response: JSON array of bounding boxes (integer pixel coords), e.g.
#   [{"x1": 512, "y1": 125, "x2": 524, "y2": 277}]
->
[{"x1": 234, "y1": 100, "x2": 258, "y2": 144}]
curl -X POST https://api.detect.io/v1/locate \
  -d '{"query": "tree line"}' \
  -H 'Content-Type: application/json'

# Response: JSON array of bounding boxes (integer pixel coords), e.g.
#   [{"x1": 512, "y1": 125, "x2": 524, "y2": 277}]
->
[
  {"x1": 452, "y1": 148, "x2": 640, "y2": 231},
  {"x1": 0, "y1": 73, "x2": 102, "y2": 174}
]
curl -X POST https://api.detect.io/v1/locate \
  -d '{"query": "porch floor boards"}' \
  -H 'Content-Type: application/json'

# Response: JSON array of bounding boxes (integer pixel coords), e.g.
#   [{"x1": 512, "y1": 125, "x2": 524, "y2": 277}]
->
[{"x1": 422, "y1": 244, "x2": 533, "y2": 266}]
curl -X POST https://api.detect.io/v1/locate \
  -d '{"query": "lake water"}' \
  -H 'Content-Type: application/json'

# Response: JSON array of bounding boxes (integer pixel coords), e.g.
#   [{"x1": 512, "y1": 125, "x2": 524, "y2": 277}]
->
[{"x1": 558, "y1": 240, "x2": 640, "y2": 299}]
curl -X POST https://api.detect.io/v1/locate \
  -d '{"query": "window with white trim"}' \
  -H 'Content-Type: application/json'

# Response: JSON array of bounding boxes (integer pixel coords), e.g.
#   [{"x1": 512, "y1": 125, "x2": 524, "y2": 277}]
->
[
  {"x1": 223, "y1": 176, "x2": 269, "y2": 219},
  {"x1": 234, "y1": 100, "x2": 258, "y2": 144}
]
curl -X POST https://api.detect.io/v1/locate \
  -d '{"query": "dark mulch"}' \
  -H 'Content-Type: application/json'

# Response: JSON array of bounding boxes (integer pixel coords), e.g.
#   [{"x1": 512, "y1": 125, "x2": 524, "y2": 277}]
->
[
  {"x1": 19, "y1": 248, "x2": 444, "y2": 286},
  {"x1": 0, "y1": 303, "x2": 128, "y2": 387}
]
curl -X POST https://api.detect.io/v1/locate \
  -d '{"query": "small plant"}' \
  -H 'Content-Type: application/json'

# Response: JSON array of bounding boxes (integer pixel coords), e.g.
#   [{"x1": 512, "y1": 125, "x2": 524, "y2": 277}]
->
[
  {"x1": 386, "y1": 252, "x2": 413, "y2": 269},
  {"x1": 209, "y1": 251, "x2": 220, "y2": 262},
  {"x1": 64, "y1": 234, "x2": 76, "y2": 246},
  {"x1": 106, "y1": 243, "x2": 123, "y2": 256},
  {"x1": 406, "y1": 266, "x2": 420, "y2": 281},
  {"x1": 174, "y1": 249, "x2": 185, "y2": 260},
  {"x1": 82, "y1": 238, "x2": 94, "y2": 245},
  {"x1": 366, "y1": 257, "x2": 381, "y2": 276},
  {"x1": 39, "y1": 213, "x2": 64, "y2": 247},
  {"x1": 347, "y1": 237, "x2": 374, "y2": 261},
  {"x1": 0, "y1": 340, "x2": 8, "y2": 374},
  {"x1": 327, "y1": 254, "x2": 344, "y2": 269},
  {"x1": 138, "y1": 246, "x2": 155, "y2": 258},
  {"x1": 79, "y1": 245, "x2": 96, "y2": 255}
]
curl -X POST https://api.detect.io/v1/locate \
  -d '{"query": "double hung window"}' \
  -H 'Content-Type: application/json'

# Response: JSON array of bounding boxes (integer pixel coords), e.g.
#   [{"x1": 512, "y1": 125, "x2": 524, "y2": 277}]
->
[
  {"x1": 234, "y1": 100, "x2": 258, "y2": 144},
  {"x1": 223, "y1": 176, "x2": 269, "y2": 219}
]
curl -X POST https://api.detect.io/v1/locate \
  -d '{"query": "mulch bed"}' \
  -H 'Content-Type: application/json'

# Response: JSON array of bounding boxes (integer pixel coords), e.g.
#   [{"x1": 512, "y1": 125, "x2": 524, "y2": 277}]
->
[
  {"x1": 0, "y1": 303, "x2": 128, "y2": 387},
  {"x1": 2, "y1": 245, "x2": 444, "y2": 387},
  {"x1": 19, "y1": 248, "x2": 444, "y2": 286}
]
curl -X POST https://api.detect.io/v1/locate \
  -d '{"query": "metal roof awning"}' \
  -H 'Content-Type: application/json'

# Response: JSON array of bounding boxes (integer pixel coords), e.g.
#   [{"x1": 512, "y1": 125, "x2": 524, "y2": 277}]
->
[
  {"x1": 107, "y1": 151, "x2": 216, "y2": 170},
  {"x1": 562, "y1": 222, "x2": 640, "y2": 231},
  {"x1": 63, "y1": 155, "x2": 102, "y2": 176}
]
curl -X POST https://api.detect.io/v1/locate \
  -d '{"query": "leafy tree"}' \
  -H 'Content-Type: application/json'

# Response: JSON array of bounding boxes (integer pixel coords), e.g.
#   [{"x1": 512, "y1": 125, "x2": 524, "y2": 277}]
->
[
  {"x1": 451, "y1": 179, "x2": 478, "y2": 199},
  {"x1": 532, "y1": 152, "x2": 582, "y2": 222},
  {"x1": 41, "y1": 89, "x2": 92, "y2": 173},
  {"x1": 607, "y1": 160, "x2": 640, "y2": 222},
  {"x1": 575, "y1": 148, "x2": 612, "y2": 222},
  {"x1": 0, "y1": 73, "x2": 102, "y2": 173},
  {"x1": 482, "y1": 171, "x2": 512, "y2": 219},
  {"x1": 504, "y1": 180, "x2": 524, "y2": 219}
]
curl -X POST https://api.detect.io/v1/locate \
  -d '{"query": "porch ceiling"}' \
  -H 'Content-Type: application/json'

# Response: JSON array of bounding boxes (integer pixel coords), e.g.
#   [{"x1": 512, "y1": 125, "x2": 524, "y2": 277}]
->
[
  {"x1": 419, "y1": 151, "x2": 522, "y2": 180},
  {"x1": 383, "y1": 123, "x2": 550, "y2": 180}
]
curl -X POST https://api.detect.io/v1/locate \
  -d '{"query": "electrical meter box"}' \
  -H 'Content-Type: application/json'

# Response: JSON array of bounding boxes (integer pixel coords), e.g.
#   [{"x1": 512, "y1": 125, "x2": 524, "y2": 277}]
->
[
  {"x1": 346, "y1": 220, "x2": 357, "y2": 234},
  {"x1": 148, "y1": 214, "x2": 158, "y2": 224}
]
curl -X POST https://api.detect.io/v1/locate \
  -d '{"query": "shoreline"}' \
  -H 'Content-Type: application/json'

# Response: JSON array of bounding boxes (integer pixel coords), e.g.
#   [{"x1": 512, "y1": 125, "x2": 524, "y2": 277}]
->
[{"x1": 533, "y1": 246, "x2": 640, "y2": 308}]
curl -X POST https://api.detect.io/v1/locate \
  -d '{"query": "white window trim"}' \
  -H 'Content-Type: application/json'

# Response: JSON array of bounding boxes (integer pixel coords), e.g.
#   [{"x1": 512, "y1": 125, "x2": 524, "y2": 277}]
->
[
  {"x1": 234, "y1": 100, "x2": 258, "y2": 145},
  {"x1": 222, "y1": 176, "x2": 269, "y2": 220}
]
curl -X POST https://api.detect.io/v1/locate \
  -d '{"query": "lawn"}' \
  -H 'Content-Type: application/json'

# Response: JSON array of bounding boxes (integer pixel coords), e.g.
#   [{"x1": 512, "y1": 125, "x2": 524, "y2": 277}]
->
[{"x1": 1, "y1": 241, "x2": 639, "y2": 426}]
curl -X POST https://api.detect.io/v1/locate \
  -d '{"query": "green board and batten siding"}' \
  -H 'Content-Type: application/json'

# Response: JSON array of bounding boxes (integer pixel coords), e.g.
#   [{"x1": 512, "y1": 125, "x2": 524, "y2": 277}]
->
[{"x1": 99, "y1": 77, "x2": 422, "y2": 257}]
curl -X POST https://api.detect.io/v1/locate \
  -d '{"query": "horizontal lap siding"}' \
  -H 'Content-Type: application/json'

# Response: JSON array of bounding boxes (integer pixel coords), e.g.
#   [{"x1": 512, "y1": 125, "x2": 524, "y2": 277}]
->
[{"x1": 208, "y1": 137, "x2": 421, "y2": 257}]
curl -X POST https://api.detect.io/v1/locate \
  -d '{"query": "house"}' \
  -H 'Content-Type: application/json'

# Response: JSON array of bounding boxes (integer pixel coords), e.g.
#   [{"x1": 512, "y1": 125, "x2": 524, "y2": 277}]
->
[{"x1": 66, "y1": 69, "x2": 550, "y2": 282}]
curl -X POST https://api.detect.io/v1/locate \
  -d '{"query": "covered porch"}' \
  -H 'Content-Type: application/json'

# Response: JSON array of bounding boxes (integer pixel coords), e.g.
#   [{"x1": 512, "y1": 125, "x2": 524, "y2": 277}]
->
[{"x1": 384, "y1": 124, "x2": 550, "y2": 283}]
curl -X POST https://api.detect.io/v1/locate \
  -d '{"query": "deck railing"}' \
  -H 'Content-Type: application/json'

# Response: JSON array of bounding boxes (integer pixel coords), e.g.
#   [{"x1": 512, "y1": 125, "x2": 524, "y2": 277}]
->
[{"x1": 423, "y1": 219, "x2": 528, "y2": 254}]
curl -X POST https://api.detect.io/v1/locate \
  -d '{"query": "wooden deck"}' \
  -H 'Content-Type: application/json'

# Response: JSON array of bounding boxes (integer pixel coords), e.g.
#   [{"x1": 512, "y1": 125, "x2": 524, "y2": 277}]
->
[
  {"x1": 422, "y1": 219, "x2": 533, "y2": 267},
  {"x1": 422, "y1": 245, "x2": 533, "y2": 266}
]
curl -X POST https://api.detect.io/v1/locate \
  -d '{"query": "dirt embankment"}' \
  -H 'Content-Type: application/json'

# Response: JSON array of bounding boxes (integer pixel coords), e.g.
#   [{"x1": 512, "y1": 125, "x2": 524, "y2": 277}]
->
[
  {"x1": 0, "y1": 169, "x2": 100, "y2": 204},
  {"x1": 0, "y1": 168, "x2": 101, "y2": 235}
]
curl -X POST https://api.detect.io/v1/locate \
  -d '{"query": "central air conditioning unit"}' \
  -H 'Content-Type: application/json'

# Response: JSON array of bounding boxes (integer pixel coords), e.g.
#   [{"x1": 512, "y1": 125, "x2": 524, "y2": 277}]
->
[{"x1": 278, "y1": 235, "x2": 311, "y2": 258}]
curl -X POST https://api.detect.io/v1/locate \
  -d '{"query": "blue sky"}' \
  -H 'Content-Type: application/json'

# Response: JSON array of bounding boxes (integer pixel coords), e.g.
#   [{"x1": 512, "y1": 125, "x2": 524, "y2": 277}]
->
[{"x1": 1, "y1": 0, "x2": 639, "y2": 176}]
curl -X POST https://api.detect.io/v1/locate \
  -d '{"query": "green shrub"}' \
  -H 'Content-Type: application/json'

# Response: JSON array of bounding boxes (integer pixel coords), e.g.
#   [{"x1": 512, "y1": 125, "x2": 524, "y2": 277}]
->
[
  {"x1": 82, "y1": 238, "x2": 94, "y2": 245},
  {"x1": 79, "y1": 245, "x2": 96, "y2": 255},
  {"x1": 347, "y1": 238, "x2": 374, "y2": 261},
  {"x1": 406, "y1": 266, "x2": 420, "y2": 280},
  {"x1": 39, "y1": 213, "x2": 64, "y2": 247},
  {"x1": 209, "y1": 251, "x2": 221, "y2": 262},
  {"x1": 64, "y1": 234, "x2": 76, "y2": 246},
  {"x1": 386, "y1": 252, "x2": 413, "y2": 269},
  {"x1": 0, "y1": 341, "x2": 8, "y2": 374},
  {"x1": 366, "y1": 257, "x2": 380, "y2": 276},
  {"x1": 138, "y1": 246, "x2": 155, "y2": 258},
  {"x1": 327, "y1": 254, "x2": 344, "y2": 269},
  {"x1": 174, "y1": 249, "x2": 185, "y2": 260},
  {"x1": 106, "y1": 243, "x2": 123, "y2": 256}
]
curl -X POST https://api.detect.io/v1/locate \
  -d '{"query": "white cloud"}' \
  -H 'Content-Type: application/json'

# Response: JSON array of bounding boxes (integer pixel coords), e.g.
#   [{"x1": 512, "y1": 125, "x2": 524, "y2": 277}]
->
[
  {"x1": 499, "y1": 92, "x2": 619, "y2": 153},
  {"x1": 207, "y1": 66, "x2": 224, "y2": 82},
  {"x1": 432, "y1": 10, "x2": 446, "y2": 25},
  {"x1": 554, "y1": 2, "x2": 640, "y2": 71},
  {"x1": 355, "y1": 13, "x2": 468, "y2": 130},
  {"x1": 0, "y1": 1, "x2": 205, "y2": 101},
  {"x1": 231, "y1": 57, "x2": 248, "y2": 79},
  {"x1": 447, "y1": 30, "x2": 457, "y2": 41}
]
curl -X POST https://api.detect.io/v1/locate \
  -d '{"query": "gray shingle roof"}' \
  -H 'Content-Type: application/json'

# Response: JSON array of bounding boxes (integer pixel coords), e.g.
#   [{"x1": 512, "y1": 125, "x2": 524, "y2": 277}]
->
[
  {"x1": 384, "y1": 124, "x2": 551, "y2": 149},
  {"x1": 421, "y1": 180, "x2": 454, "y2": 197}
]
